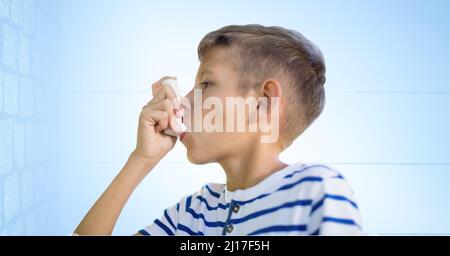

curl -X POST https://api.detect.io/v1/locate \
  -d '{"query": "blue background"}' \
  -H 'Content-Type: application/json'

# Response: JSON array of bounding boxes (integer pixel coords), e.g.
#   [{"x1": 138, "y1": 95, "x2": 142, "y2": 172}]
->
[{"x1": 0, "y1": 0, "x2": 449, "y2": 235}]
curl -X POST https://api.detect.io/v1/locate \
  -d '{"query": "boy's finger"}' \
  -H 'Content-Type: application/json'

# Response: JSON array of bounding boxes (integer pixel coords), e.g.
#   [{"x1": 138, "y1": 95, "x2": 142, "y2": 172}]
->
[
  {"x1": 154, "y1": 83, "x2": 178, "y2": 103},
  {"x1": 143, "y1": 99, "x2": 177, "y2": 130},
  {"x1": 151, "y1": 111, "x2": 170, "y2": 133},
  {"x1": 151, "y1": 76, "x2": 177, "y2": 97},
  {"x1": 142, "y1": 110, "x2": 171, "y2": 135},
  {"x1": 144, "y1": 98, "x2": 176, "y2": 114},
  {"x1": 145, "y1": 84, "x2": 178, "y2": 113}
]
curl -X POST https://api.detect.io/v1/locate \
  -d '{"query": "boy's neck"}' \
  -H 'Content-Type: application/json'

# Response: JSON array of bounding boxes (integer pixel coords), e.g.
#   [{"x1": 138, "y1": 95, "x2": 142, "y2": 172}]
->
[{"x1": 219, "y1": 144, "x2": 287, "y2": 192}]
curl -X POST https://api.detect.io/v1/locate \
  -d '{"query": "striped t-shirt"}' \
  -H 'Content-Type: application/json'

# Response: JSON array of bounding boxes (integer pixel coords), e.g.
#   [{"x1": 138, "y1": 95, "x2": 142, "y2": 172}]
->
[{"x1": 139, "y1": 162, "x2": 362, "y2": 236}]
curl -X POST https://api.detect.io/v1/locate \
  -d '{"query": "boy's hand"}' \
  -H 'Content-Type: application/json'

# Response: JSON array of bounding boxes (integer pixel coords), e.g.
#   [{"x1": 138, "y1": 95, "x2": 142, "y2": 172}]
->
[
  {"x1": 75, "y1": 76, "x2": 182, "y2": 235},
  {"x1": 132, "y1": 76, "x2": 182, "y2": 169}
]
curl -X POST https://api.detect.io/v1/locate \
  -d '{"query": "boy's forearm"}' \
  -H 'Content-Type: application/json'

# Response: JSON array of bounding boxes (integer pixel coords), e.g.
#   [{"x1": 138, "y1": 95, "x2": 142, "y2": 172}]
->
[{"x1": 74, "y1": 152, "x2": 158, "y2": 235}]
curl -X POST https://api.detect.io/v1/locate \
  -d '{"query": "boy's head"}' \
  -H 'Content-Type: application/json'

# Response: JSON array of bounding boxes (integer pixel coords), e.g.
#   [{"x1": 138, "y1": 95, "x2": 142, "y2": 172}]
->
[{"x1": 181, "y1": 24, "x2": 326, "y2": 164}]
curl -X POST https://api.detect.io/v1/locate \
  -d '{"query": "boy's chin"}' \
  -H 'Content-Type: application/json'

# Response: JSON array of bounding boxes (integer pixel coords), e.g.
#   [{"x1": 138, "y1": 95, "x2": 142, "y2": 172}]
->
[{"x1": 186, "y1": 151, "x2": 214, "y2": 165}]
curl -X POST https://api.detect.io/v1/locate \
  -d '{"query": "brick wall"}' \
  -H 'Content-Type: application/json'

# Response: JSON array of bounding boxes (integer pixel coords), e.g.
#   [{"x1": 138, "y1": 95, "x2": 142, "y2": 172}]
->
[
  {"x1": 0, "y1": 0, "x2": 60, "y2": 235},
  {"x1": 0, "y1": 0, "x2": 448, "y2": 235}
]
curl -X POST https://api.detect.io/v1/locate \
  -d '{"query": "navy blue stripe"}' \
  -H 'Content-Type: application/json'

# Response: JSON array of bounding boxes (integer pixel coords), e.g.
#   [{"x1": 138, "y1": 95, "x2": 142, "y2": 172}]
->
[
  {"x1": 310, "y1": 228, "x2": 320, "y2": 235},
  {"x1": 248, "y1": 225, "x2": 307, "y2": 235},
  {"x1": 205, "y1": 185, "x2": 221, "y2": 198},
  {"x1": 283, "y1": 164, "x2": 339, "y2": 179},
  {"x1": 310, "y1": 194, "x2": 358, "y2": 215},
  {"x1": 277, "y1": 176, "x2": 324, "y2": 192},
  {"x1": 185, "y1": 196, "x2": 226, "y2": 227},
  {"x1": 334, "y1": 174, "x2": 345, "y2": 179},
  {"x1": 322, "y1": 216, "x2": 361, "y2": 229},
  {"x1": 186, "y1": 177, "x2": 323, "y2": 226},
  {"x1": 187, "y1": 195, "x2": 312, "y2": 228},
  {"x1": 138, "y1": 229, "x2": 151, "y2": 236},
  {"x1": 164, "y1": 209, "x2": 176, "y2": 231},
  {"x1": 195, "y1": 165, "x2": 341, "y2": 212},
  {"x1": 196, "y1": 195, "x2": 229, "y2": 211},
  {"x1": 234, "y1": 176, "x2": 323, "y2": 206},
  {"x1": 230, "y1": 199, "x2": 313, "y2": 225},
  {"x1": 176, "y1": 203, "x2": 180, "y2": 212},
  {"x1": 177, "y1": 223, "x2": 205, "y2": 236},
  {"x1": 154, "y1": 219, "x2": 175, "y2": 235}
]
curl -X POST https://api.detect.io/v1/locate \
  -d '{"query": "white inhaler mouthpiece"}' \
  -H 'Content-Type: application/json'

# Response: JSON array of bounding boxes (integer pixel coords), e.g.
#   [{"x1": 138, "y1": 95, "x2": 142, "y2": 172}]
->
[{"x1": 162, "y1": 78, "x2": 187, "y2": 137}]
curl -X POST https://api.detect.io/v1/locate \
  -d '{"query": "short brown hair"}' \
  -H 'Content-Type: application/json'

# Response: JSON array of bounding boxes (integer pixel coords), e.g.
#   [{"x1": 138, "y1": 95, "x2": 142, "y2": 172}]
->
[{"x1": 198, "y1": 24, "x2": 326, "y2": 148}]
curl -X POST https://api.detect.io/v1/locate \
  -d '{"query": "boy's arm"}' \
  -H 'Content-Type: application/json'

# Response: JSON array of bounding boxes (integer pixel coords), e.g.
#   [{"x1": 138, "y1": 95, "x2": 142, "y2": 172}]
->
[
  {"x1": 74, "y1": 152, "x2": 157, "y2": 235},
  {"x1": 74, "y1": 76, "x2": 182, "y2": 235},
  {"x1": 307, "y1": 172, "x2": 362, "y2": 235}
]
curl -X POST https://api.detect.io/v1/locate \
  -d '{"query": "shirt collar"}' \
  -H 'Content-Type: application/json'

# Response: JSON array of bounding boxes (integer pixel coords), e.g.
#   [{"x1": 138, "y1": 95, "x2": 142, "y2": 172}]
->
[{"x1": 223, "y1": 162, "x2": 305, "y2": 202}]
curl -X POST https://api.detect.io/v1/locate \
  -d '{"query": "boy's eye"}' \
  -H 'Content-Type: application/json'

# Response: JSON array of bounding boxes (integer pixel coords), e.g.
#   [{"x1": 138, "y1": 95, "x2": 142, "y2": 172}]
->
[{"x1": 200, "y1": 81, "x2": 213, "y2": 89}]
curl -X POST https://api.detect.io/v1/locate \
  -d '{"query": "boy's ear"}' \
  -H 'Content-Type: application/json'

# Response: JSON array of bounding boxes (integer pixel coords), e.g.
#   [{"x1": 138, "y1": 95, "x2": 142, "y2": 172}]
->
[{"x1": 258, "y1": 79, "x2": 282, "y2": 111}]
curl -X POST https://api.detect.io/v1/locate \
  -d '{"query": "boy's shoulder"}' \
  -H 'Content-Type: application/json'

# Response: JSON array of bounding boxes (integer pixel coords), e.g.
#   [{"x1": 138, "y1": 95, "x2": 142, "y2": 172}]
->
[
  {"x1": 194, "y1": 162, "x2": 350, "y2": 200},
  {"x1": 282, "y1": 162, "x2": 344, "y2": 180},
  {"x1": 265, "y1": 162, "x2": 351, "y2": 196},
  {"x1": 278, "y1": 162, "x2": 354, "y2": 197}
]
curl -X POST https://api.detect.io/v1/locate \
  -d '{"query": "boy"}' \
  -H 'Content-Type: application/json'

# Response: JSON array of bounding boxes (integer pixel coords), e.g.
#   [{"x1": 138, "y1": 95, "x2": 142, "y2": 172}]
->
[{"x1": 75, "y1": 24, "x2": 362, "y2": 236}]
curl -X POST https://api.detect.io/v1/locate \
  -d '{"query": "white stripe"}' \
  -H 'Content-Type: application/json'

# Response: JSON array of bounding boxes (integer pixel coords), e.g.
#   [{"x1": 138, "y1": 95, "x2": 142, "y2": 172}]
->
[{"x1": 140, "y1": 163, "x2": 363, "y2": 236}]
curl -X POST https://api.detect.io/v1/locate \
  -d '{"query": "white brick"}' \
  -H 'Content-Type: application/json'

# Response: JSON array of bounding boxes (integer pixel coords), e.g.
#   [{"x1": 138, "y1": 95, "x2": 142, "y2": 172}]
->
[
  {"x1": 0, "y1": 0, "x2": 10, "y2": 19},
  {"x1": 0, "y1": 181, "x2": 3, "y2": 228},
  {"x1": 33, "y1": 165, "x2": 46, "y2": 202},
  {"x1": 33, "y1": 7, "x2": 47, "y2": 48},
  {"x1": 6, "y1": 216, "x2": 23, "y2": 235},
  {"x1": 22, "y1": 0, "x2": 35, "y2": 36},
  {"x1": 0, "y1": 23, "x2": 18, "y2": 70},
  {"x1": 19, "y1": 78, "x2": 34, "y2": 117},
  {"x1": 3, "y1": 72, "x2": 18, "y2": 114},
  {"x1": 34, "y1": 85, "x2": 48, "y2": 119},
  {"x1": 3, "y1": 172, "x2": 20, "y2": 222},
  {"x1": 0, "y1": 69, "x2": 3, "y2": 111},
  {"x1": 24, "y1": 123, "x2": 37, "y2": 166},
  {"x1": 10, "y1": 0, "x2": 24, "y2": 28},
  {"x1": 24, "y1": 211, "x2": 37, "y2": 235},
  {"x1": 36, "y1": 204, "x2": 48, "y2": 234},
  {"x1": 0, "y1": 119, "x2": 13, "y2": 175},
  {"x1": 20, "y1": 169, "x2": 33, "y2": 210},
  {"x1": 30, "y1": 42, "x2": 41, "y2": 77},
  {"x1": 14, "y1": 122, "x2": 24, "y2": 169},
  {"x1": 18, "y1": 33, "x2": 30, "y2": 75}
]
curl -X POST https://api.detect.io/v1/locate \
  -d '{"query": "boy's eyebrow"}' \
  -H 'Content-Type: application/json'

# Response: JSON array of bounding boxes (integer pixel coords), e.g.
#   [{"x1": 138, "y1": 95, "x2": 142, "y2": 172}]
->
[{"x1": 198, "y1": 69, "x2": 215, "y2": 76}]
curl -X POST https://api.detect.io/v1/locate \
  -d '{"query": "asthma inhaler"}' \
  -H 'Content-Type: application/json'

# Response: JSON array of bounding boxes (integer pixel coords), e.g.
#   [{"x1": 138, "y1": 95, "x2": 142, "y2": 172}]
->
[{"x1": 162, "y1": 78, "x2": 187, "y2": 137}]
